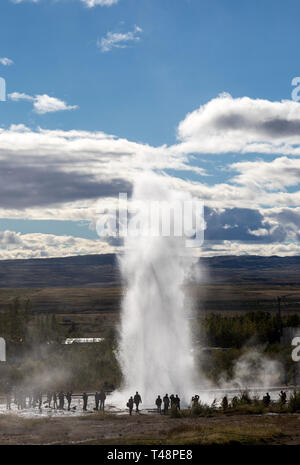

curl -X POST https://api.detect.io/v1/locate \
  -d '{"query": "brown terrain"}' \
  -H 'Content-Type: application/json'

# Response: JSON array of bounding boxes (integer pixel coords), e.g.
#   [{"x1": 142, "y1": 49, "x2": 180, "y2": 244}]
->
[
  {"x1": 0, "y1": 254, "x2": 300, "y2": 336},
  {"x1": 0, "y1": 412, "x2": 300, "y2": 445}
]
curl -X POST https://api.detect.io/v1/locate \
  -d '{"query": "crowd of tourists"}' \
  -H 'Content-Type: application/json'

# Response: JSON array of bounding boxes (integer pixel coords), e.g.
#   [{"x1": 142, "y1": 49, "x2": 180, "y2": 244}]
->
[
  {"x1": 4, "y1": 387, "x2": 288, "y2": 413},
  {"x1": 126, "y1": 392, "x2": 181, "y2": 415},
  {"x1": 5, "y1": 388, "x2": 107, "y2": 412}
]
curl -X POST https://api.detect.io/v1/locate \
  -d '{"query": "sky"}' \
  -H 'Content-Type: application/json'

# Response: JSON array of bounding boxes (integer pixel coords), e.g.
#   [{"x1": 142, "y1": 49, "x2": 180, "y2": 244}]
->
[{"x1": 1, "y1": 0, "x2": 300, "y2": 259}]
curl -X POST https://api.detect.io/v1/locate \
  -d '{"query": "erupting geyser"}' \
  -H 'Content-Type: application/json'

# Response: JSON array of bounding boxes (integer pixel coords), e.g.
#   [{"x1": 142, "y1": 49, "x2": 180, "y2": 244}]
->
[{"x1": 116, "y1": 174, "x2": 200, "y2": 406}]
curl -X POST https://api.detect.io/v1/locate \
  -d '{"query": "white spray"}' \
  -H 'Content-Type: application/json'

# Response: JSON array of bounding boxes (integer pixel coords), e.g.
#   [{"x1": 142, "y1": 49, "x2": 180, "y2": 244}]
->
[{"x1": 116, "y1": 173, "x2": 200, "y2": 406}]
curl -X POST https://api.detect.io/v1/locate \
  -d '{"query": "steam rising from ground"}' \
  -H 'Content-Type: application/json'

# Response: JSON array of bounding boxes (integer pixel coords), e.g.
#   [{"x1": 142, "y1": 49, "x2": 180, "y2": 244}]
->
[
  {"x1": 116, "y1": 174, "x2": 199, "y2": 406},
  {"x1": 218, "y1": 349, "x2": 283, "y2": 391}
]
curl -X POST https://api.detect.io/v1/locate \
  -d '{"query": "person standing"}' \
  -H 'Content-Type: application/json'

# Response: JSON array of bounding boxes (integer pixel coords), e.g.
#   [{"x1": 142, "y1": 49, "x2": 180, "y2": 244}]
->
[
  {"x1": 192, "y1": 395, "x2": 199, "y2": 407},
  {"x1": 175, "y1": 394, "x2": 180, "y2": 410},
  {"x1": 155, "y1": 395, "x2": 162, "y2": 414},
  {"x1": 134, "y1": 391, "x2": 142, "y2": 412},
  {"x1": 83, "y1": 392, "x2": 88, "y2": 411},
  {"x1": 38, "y1": 391, "x2": 43, "y2": 410},
  {"x1": 163, "y1": 394, "x2": 170, "y2": 415},
  {"x1": 52, "y1": 391, "x2": 57, "y2": 409},
  {"x1": 58, "y1": 391, "x2": 65, "y2": 410},
  {"x1": 47, "y1": 391, "x2": 52, "y2": 408},
  {"x1": 263, "y1": 392, "x2": 271, "y2": 407},
  {"x1": 279, "y1": 390, "x2": 287, "y2": 404},
  {"x1": 95, "y1": 392, "x2": 100, "y2": 410},
  {"x1": 99, "y1": 389, "x2": 106, "y2": 411},
  {"x1": 127, "y1": 396, "x2": 134, "y2": 415},
  {"x1": 222, "y1": 396, "x2": 228, "y2": 411},
  {"x1": 66, "y1": 391, "x2": 72, "y2": 411}
]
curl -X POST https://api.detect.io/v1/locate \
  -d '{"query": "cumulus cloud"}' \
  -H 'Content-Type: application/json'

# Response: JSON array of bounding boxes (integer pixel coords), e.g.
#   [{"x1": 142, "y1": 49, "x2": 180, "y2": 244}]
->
[
  {"x1": 33, "y1": 94, "x2": 78, "y2": 114},
  {"x1": 230, "y1": 156, "x2": 300, "y2": 191},
  {"x1": 0, "y1": 57, "x2": 14, "y2": 66},
  {"x1": 200, "y1": 240, "x2": 300, "y2": 257},
  {"x1": 0, "y1": 230, "x2": 116, "y2": 259},
  {"x1": 0, "y1": 124, "x2": 196, "y2": 221},
  {"x1": 8, "y1": 92, "x2": 78, "y2": 114},
  {"x1": 204, "y1": 207, "x2": 286, "y2": 243},
  {"x1": 2, "y1": 92, "x2": 300, "y2": 257},
  {"x1": 9, "y1": 92, "x2": 34, "y2": 102},
  {"x1": 0, "y1": 163, "x2": 132, "y2": 208},
  {"x1": 2, "y1": 228, "x2": 300, "y2": 260},
  {"x1": 98, "y1": 25, "x2": 143, "y2": 52},
  {"x1": 173, "y1": 93, "x2": 300, "y2": 156}
]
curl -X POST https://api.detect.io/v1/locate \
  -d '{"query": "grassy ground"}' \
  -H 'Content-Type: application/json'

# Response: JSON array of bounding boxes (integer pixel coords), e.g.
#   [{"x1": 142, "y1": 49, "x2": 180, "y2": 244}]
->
[
  {"x1": 0, "y1": 411, "x2": 299, "y2": 445},
  {"x1": 1, "y1": 283, "x2": 300, "y2": 338}
]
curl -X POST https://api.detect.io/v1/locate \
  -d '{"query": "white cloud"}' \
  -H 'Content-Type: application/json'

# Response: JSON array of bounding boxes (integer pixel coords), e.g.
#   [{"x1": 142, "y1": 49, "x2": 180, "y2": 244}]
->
[
  {"x1": 9, "y1": 92, "x2": 34, "y2": 102},
  {"x1": 0, "y1": 124, "x2": 195, "y2": 221},
  {"x1": 8, "y1": 92, "x2": 78, "y2": 114},
  {"x1": 12, "y1": 0, "x2": 119, "y2": 6},
  {"x1": 0, "y1": 230, "x2": 116, "y2": 259},
  {"x1": 230, "y1": 156, "x2": 300, "y2": 191},
  {"x1": 2, "y1": 228, "x2": 300, "y2": 260},
  {"x1": 98, "y1": 25, "x2": 143, "y2": 52},
  {"x1": 247, "y1": 228, "x2": 269, "y2": 237},
  {"x1": 2, "y1": 227, "x2": 300, "y2": 260},
  {"x1": 33, "y1": 94, "x2": 78, "y2": 114},
  {"x1": 81, "y1": 0, "x2": 119, "y2": 6},
  {"x1": 0, "y1": 57, "x2": 14, "y2": 66},
  {"x1": 2, "y1": 93, "x2": 300, "y2": 257},
  {"x1": 173, "y1": 93, "x2": 300, "y2": 156},
  {"x1": 11, "y1": 0, "x2": 39, "y2": 3},
  {"x1": 200, "y1": 240, "x2": 300, "y2": 257}
]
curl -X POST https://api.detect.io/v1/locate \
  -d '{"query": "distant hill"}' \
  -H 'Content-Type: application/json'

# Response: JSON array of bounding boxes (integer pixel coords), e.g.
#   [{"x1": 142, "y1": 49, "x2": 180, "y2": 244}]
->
[
  {"x1": 0, "y1": 254, "x2": 299, "y2": 324},
  {"x1": 0, "y1": 254, "x2": 299, "y2": 288},
  {"x1": 0, "y1": 254, "x2": 120, "y2": 288}
]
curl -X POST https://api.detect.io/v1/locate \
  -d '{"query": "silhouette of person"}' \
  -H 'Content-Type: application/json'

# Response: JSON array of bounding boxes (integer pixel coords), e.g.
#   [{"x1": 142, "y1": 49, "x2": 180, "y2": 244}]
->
[
  {"x1": 170, "y1": 394, "x2": 175, "y2": 408},
  {"x1": 83, "y1": 392, "x2": 88, "y2": 411},
  {"x1": 222, "y1": 396, "x2": 228, "y2": 410},
  {"x1": 263, "y1": 392, "x2": 271, "y2": 407},
  {"x1": 52, "y1": 391, "x2": 57, "y2": 409},
  {"x1": 95, "y1": 391, "x2": 100, "y2": 410},
  {"x1": 134, "y1": 391, "x2": 142, "y2": 412},
  {"x1": 66, "y1": 391, "x2": 72, "y2": 411},
  {"x1": 127, "y1": 396, "x2": 134, "y2": 415},
  {"x1": 58, "y1": 391, "x2": 64, "y2": 410},
  {"x1": 163, "y1": 394, "x2": 170, "y2": 414},
  {"x1": 99, "y1": 389, "x2": 106, "y2": 411},
  {"x1": 175, "y1": 394, "x2": 180, "y2": 410},
  {"x1": 155, "y1": 395, "x2": 162, "y2": 413}
]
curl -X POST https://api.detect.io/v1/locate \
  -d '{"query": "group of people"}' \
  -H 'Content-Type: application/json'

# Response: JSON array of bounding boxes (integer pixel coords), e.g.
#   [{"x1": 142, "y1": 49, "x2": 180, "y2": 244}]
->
[
  {"x1": 155, "y1": 393, "x2": 181, "y2": 414},
  {"x1": 125, "y1": 392, "x2": 181, "y2": 415},
  {"x1": 5, "y1": 387, "x2": 289, "y2": 414},
  {"x1": 125, "y1": 389, "x2": 289, "y2": 415},
  {"x1": 126, "y1": 391, "x2": 142, "y2": 415},
  {"x1": 5, "y1": 388, "x2": 107, "y2": 412},
  {"x1": 263, "y1": 390, "x2": 287, "y2": 407},
  {"x1": 220, "y1": 391, "x2": 288, "y2": 409}
]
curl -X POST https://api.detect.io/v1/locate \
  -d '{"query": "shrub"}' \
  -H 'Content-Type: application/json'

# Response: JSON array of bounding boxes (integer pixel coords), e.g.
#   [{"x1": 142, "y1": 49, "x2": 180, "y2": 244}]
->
[
  {"x1": 170, "y1": 405, "x2": 180, "y2": 418},
  {"x1": 288, "y1": 390, "x2": 300, "y2": 413}
]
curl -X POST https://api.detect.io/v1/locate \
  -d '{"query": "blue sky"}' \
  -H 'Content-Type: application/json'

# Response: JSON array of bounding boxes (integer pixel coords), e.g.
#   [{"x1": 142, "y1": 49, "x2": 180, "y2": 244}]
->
[
  {"x1": 1, "y1": 0, "x2": 300, "y2": 258},
  {"x1": 2, "y1": 0, "x2": 299, "y2": 144}
]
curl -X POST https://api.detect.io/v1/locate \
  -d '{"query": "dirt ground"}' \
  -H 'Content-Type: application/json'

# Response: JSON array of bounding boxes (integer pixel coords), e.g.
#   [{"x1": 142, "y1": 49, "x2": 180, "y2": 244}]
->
[{"x1": 0, "y1": 412, "x2": 300, "y2": 445}]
